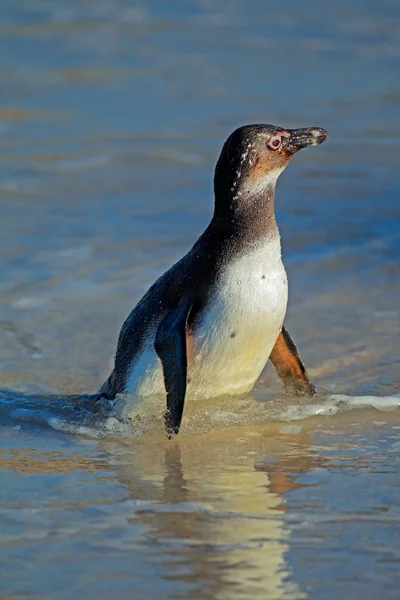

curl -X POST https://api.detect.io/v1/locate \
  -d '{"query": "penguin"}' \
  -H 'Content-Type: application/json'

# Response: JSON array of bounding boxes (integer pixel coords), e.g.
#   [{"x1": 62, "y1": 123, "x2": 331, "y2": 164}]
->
[{"x1": 100, "y1": 124, "x2": 328, "y2": 436}]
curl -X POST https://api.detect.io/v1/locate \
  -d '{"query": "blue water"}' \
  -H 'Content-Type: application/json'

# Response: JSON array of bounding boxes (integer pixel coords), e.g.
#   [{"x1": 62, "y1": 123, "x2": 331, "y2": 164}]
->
[{"x1": 0, "y1": 1, "x2": 399, "y2": 598}]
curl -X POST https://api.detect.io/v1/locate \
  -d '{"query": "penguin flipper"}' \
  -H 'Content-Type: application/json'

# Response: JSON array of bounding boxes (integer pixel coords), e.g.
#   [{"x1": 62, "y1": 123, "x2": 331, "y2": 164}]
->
[
  {"x1": 155, "y1": 300, "x2": 193, "y2": 437},
  {"x1": 269, "y1": 326, "x2": 316, "y2": 396}
]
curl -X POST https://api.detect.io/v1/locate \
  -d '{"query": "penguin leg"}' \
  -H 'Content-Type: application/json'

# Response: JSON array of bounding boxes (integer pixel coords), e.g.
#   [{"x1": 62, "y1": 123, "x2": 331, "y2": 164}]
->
[
  {"x1": 155, "y1": 300, "x2": 193, "y2": 438},
  {"x1": 269, "y1": 326, "x2": 316, "y2": 396}
]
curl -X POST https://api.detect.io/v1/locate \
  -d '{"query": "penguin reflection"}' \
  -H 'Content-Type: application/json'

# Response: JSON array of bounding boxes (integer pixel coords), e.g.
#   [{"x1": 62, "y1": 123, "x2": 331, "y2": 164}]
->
[{"x1": 104, "y1": 424, "x2": 316, "y2": 600}]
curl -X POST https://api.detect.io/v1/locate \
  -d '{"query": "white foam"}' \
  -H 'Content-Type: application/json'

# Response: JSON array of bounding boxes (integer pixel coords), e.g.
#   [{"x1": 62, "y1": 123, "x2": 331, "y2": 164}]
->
[
  {"x1": 0, "y1": 391, "x2": 398, "y2": 439},
  {"x1": 3, "y1": 404, "x2": 141, "y2": 439},
  {"x1": 281, "y1": 394, "x2": 400, "y2": 421}
]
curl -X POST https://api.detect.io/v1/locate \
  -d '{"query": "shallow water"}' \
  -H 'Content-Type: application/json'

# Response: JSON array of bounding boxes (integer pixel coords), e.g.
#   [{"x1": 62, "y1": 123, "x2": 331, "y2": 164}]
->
[{"x1": 0, "y1": 0, "x2": 399, "y2": 598}]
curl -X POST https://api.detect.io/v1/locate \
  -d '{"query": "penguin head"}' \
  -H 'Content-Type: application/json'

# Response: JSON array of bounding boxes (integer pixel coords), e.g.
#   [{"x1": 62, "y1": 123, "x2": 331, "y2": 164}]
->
[{"x1": 213, "y1": 124, "x2": 328, "y2": 213}]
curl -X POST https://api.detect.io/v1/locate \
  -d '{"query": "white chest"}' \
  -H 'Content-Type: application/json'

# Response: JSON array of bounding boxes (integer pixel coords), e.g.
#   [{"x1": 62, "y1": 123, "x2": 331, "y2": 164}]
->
[{"x1": 187, "y1": 239, "x2": 288, "y2": 396}]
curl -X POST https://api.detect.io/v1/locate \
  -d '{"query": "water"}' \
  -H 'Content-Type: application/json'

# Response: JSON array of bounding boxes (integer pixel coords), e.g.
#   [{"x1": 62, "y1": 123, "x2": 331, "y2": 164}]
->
[{"x1": 0, "y1": 0, "x2": 399, "y2": 598}]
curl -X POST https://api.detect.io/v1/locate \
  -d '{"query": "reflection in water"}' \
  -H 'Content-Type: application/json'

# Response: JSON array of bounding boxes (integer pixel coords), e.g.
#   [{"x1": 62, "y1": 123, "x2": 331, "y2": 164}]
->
[
  {"x1": 102, "y1": 424, "x2": 315, "y2": 599},
  {"x1": 1, "y1": 420, "x2": 314, "y2": 598},
  {"x1": 1, "y1": 410, "x2": 400, "y2": 598}
]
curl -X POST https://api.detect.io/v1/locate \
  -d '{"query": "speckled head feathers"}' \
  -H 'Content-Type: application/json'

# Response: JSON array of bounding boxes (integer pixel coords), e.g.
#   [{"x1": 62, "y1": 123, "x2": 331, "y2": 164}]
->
[{"x1": 213, "y1": 124, "x2": 328, "y2": 216}]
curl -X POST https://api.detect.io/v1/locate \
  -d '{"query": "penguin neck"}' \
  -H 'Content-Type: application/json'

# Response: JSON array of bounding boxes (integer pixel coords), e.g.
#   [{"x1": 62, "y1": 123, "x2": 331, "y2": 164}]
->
[{"x1": 212, "y1": 182, "x2": 279, "y2": 244}]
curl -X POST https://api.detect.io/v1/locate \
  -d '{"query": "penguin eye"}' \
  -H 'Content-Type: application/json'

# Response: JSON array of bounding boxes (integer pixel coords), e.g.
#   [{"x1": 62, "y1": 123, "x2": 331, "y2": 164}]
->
[{"x1": 267, "y1": 136, "x2": 281, "y2": 150}]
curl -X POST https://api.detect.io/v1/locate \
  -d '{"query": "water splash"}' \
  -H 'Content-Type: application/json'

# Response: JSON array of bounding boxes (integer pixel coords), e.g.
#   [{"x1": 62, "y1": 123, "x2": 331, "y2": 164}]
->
[{"x1": 0, "y1": 389, "x2": 398, "y2": 439}]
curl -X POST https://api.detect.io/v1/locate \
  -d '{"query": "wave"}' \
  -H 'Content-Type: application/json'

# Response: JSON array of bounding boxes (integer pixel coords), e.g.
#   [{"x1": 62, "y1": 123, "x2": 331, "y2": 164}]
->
[{"x1": 0, "y1": 389, "x2": 399, "y2": 439}]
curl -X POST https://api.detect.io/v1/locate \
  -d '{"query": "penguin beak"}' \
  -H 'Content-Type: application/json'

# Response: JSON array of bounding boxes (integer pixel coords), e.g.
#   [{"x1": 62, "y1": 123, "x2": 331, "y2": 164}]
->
[{"x1": 286, "y1": 127, "x2": 328, "y2": 152}]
